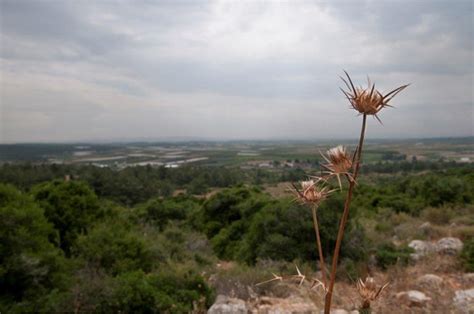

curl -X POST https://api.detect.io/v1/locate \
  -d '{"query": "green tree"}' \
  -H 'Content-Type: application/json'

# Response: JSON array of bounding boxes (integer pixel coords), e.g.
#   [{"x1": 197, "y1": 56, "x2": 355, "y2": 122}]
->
[
  {"x1": 0, "y1": 184, "x2": 69, "y2": 312},
  {"x1": 74, "y1": 221, "x2": 157, "y2": 276},
  {"x1": 139, "y1": 195, "x2": 201, "y2": 230},
  {"x1": 32, "y1": 180, "x2": 100, "y2": 254}
]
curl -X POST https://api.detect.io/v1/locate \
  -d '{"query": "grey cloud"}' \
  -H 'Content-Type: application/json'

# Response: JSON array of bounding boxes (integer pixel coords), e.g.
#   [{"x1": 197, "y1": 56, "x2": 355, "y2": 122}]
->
[{"x1": 0, "y1": 0, "x2": 472, "y2": 142}]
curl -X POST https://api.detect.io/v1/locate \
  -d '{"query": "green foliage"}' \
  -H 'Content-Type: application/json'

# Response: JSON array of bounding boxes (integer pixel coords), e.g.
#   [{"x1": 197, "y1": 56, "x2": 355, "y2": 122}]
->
[
  {"x1": 139, "y1": 195, "x2": 201, "y2": 230},
  {"x1": 1, "y1": 161, "x2": 473, "y2": 311},
  {"x1": 375, "y1": 243, "x2": 413, "y2": 269},
  {"x1": 460, "y1": 238, "x2": 474, "y2": 272},
  {"x1": 72, "y1": 269, "x2": 213, "y2": 313},
  {"x1": 0, "y1": 184, "x2": 70, "y2": 312},
  {"x1": 32, "y1": 180, "x2": 100, "y2": 254},
  {"x1": 195, "y1": 186, "x2": 271, "y2": 260},
  {"x1": 194, "y1": 186, "x2": 368, "y2": 265},
  {"x1": 241, "y1": 194, "x2": 367, "y2": 265},
  {"x1": 421, "y1": 206, "x2": 455, "y2": 225},
  {"x1": 104, "y1": 270, "x2": 168, "y2": 313},
  {"x1": 74, "y1": 221, "x2": 157, "y2": 276}
]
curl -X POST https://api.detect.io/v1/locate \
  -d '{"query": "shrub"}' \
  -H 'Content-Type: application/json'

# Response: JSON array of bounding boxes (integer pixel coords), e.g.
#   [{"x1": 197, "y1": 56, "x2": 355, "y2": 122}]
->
[
  {"x1": 0, "y1": 184, "x2": 70, "y2": 312},
  {"x1": 139, "y1": 195, "x2": 200, "y2": 230},
  {"x1": 460, "y1": 238, "x2": 474, "y2": 272},
  {"x1": 375, "y1": 243, "x2": 413, "y2": 269},
  {"x1": 240, "y1": 194, "x2": 367, "y2": 265},
  {"x1": 421, "y1": 206, "x2": 454, "y2": 225},
  {"x1": 96, "y1": 270, "x2": 214, "y2": 313},
  {"x1": 31, "y1": 180, "x2": 100, "y2": 254},
  {"x1": 74, "y1": 221, "x2": 157, "y2": 275}
]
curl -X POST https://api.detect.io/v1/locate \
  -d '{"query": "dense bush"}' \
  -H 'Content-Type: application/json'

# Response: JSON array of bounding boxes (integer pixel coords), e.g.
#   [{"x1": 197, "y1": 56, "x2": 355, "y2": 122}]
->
[
  {"x1": 139, "y1": 195, "x2": 201, "y2": 230},
  {"x1": 96, "y1": 270, "x2": 214, "y2": 313},
  {"x1": 194, "y1": 186, "x2": 368, "y2": 265},
  {"x1": 199, "y1": 186, "x2": 270, "y2": 260},
  {"x1": 242, "y1": 194, "x2": 367, "y2": 265},
  {"x1": 74, "y1": 221, "x2": 157, "y2": 275},
  {"x1": 460, "y1": 238, "x2": 474, "y2": 272},
  {"x1": 0, "y1": 184, "x2": 70, "y2": 312},
  {"x1": 375, "y1": 243, "x2": 413, "y2": 269},
  {"x1": 32, "y1": 181, "x2": 101, "y2": 254}
]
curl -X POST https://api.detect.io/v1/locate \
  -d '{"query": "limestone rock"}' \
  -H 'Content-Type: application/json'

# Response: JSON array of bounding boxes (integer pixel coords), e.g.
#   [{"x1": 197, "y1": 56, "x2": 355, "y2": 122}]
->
[
  {"x1": 396, "y1": 290, "x2": 431, "y2": 306},
  {"x1": 250, "y1": 296, "x2": 317, "y2": 314},
  {"x1": 408, "y1": 240, "x2": 435, "y2": 260},
  {"x1": 453, "y1": 288, "x2": 474, "y2": 314},
  {"x1": 415, "y1": 274, "x2": 443, "y2": 289},
  {"x1": 436, "y1": 237, "x2": 463, "y2": 255},
  {"x1": 208, "y1": 295, "x2": 248, "y2": 314},
  {"x1": 463, "y1": 273, "x2": 474, "y2": 284},
  {"x1": 318, "y1": 310, "x2": 350, "y2": 314},
  {"x1": 419, "y1": 222, "x2": 431, "y2": 230}
]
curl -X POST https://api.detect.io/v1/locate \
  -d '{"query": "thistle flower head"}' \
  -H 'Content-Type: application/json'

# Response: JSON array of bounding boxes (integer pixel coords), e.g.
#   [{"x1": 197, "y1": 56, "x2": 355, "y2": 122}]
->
[
  {"x1": 322, "y1": 145, "x2": 352, "y2": 174},
  {"x1": 320, "y1": 145, "x2": 353, "y2": 189},
  {"x1": 356, "y1": 277, "x2": 389, "y2": 309},
  {"x1": 292, "y1": 179, "x2": 332, "y2": 206},
  {"x1": 340, "y1": 71, "x2": 409, "y2": 122}
]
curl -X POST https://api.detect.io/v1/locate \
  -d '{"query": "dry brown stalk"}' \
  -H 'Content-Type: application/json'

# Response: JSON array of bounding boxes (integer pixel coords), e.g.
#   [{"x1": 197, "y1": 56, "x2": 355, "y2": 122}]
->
[
  {"x1": 292, "y1": 179, "x2": 333, "y2": 287},
  {"x1": 324, "y1": 72, "x2": 408, "y2": 313},
  {"x1": 324, "y1": 113, "x2": 367, "y2": 314},
  {"x1": 311, "y1": 204, "x2": 327, "y2": 287}
]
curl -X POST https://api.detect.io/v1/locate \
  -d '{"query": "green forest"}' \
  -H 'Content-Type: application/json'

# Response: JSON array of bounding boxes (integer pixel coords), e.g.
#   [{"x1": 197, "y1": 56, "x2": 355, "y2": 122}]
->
[{"x1": 1, "y1": 162, "x2": 473, "y2": 312}]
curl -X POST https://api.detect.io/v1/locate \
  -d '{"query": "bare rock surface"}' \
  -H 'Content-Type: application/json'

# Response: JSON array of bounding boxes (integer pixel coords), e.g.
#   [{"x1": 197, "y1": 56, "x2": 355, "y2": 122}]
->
[
  {"x1": 453, "y1": 288, "x2": 474, "y2": 314},
  {"x1": 416, "y1": 274, "x2": 443, "y2": 289},
  {"x1": 208, "y1": 295, "x2": 248, "y2": 314},
  {"x1": 396, "y1": 290, "x2": 431, "y2": 306},
  {"x1": 249, "y1": 296, "x2": 318, "y2": 314},
  {"x1": 408, "y1": 240, "x2": 435, "y2": 260},
  {"x1": 436, "y1": 237, "x2": 464, "y2": 255}
]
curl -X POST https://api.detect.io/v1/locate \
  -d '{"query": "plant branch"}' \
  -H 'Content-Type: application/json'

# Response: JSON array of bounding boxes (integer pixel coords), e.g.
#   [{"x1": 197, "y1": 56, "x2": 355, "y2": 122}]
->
[
  {"x1": 324, "y1": 114, "x2": 367, "y2": 313},
  {"x1": 311, "y1": 204, "x2": 327, "y2": 287}
]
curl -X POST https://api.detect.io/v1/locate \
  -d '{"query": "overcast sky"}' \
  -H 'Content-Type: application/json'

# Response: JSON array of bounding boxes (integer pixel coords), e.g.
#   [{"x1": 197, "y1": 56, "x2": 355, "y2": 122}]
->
[{"x1": 1, "y1": 0, "x2": 473, "y2": 143}]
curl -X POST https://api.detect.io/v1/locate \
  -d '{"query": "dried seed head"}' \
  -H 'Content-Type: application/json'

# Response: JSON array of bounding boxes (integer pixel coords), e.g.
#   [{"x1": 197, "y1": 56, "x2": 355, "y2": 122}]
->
[
  {"x1": 341, "y1": 71, "x2": 409, "y2": 122},
  {"x1": 356, "y1": 277, "x2": 389, "y2": 309},
  {"x1": 322, "y1": 145, "x2": 352, "y2": 174},
  {"x1": 320, "y1": 145, "x2": 353, "y2": 189},
  {"x1": 292, "y1": 179, "x2": 332, "y2": 206}
]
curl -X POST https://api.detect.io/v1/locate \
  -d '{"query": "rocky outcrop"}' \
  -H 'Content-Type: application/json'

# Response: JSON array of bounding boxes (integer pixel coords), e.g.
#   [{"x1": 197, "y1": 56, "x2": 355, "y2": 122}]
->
[
  {"x1": 396, "y1": 290, "x2": 431, "y2": 307},
  {"x1": 208, "y1": 295, "x2": 248, "y2": 314},
  {"x1": 408, "y1": 240, "x2": 435, "y2": 260},
  {"x1": 436, "y1": 237, "x2": 463, "y2": 255},
  {"x1": 452, "y1": 288, "x2": 474, "y2": 314},
  {"x1": 208, "y1": 294, "x2": 320, "y2": 314},
  {"x1": 249, "y1": 296, "x2": 317, "y2": 314},
  {"x1": 408, "y1": 237, "x2": 464, "y2": 261},
  {"x1": 416, "y1": 274, "x2": 443, "y2": 289}
]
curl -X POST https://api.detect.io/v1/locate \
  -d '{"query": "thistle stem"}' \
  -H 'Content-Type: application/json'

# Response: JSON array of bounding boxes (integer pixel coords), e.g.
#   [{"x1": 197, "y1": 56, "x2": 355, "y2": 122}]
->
[
  {"x1": 324, "y1": 114, "x2": 367, "y2": 314},
  {"x1": 311, "y1": 204, "x2": 327, "y2": 287}
]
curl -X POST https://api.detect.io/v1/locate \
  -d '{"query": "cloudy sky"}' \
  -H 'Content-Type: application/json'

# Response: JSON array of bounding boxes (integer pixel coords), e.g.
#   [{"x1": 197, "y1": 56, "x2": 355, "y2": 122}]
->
[{"x1": 1, "y1": 0, "x2": 472, "y2": 143}]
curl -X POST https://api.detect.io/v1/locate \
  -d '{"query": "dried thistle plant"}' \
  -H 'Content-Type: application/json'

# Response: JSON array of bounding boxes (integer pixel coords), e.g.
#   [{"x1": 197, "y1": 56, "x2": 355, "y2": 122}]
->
[
  {"x1": 292, "y1": 179, "x2": 334, "y2": 207},
  {"x1": 256, "y1": 265, "x2": 307, "y2": 287},
  {"x1": 320, "y1": 145, "x2": 354, "y2": 189},
  {"x1": 258, "y1": 72, "x2": 407, "y2": 314},
  {"x1": 340, "y1": 70, "x2": 409, "y2": 123},
  {"x1": 323, "y1": 72, "x2": 408, "y2": 314},
  {"x1": 291, "y1": 179, "x2": 334, "y2": 287},
  {"x1": 356, "y1": 277, "x2": 390, "y2": 312}
]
